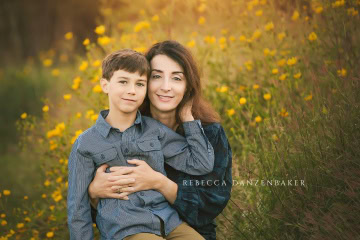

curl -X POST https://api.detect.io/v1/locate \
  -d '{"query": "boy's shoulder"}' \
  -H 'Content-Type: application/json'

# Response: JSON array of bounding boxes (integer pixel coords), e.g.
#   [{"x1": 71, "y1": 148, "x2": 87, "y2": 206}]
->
[{"x1": 72, "y1": 125, "x2": 109, "y2": 156}]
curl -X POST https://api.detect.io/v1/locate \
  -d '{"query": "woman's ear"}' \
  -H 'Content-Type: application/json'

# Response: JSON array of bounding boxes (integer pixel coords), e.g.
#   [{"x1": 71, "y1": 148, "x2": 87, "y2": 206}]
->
[{"x1": 100, "y1": 78, "x2": 109, "y2": 94}]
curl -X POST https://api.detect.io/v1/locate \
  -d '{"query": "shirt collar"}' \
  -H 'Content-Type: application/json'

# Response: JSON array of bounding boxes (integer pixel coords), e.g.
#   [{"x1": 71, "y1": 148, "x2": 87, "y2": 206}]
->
[{"x1": 95, "y1": 109, "x2": 143, "y2": 138}]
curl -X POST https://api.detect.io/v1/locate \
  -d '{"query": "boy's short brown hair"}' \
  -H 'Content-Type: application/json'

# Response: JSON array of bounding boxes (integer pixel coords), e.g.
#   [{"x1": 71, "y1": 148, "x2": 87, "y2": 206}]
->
[{"x1": 102, "y1": 49, "x2": 150, "y2": 81}]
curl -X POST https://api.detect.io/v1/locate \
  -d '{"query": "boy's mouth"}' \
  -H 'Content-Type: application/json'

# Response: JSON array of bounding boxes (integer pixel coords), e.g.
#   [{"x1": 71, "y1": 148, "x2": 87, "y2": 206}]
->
[{"x1": 122, "y1": 98, "x2": 137, "y2": 102}]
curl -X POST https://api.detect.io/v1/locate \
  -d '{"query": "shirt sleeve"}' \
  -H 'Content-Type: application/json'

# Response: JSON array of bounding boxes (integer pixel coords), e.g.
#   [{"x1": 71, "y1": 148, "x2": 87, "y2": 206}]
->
[
  {"x1": 159, "y1": 120, "x2": 215, "y2": 175},
  {"x1": 67, "y1": 139, "x2": 95, "y2": 240},
  {"x1": 169, "y1": 124, "x2": 233, "y2": 228}
]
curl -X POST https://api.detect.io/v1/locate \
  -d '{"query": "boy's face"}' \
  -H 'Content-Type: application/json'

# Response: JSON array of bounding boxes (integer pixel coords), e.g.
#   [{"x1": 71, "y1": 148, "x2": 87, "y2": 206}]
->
[{"x1": 100, "y1": 69, "x2": 147, "y2": 115}]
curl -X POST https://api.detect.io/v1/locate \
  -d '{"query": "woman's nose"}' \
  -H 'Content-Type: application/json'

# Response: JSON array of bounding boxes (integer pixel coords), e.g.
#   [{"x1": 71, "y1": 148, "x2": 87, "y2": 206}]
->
[{"x1": 160, "y1": 78, "x2": 171, "y2": 91}]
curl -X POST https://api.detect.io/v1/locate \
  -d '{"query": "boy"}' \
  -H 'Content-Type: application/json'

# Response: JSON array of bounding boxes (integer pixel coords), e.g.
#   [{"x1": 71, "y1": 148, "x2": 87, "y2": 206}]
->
[{"x1": 67, "y1": 49, "x2": 214, "y2": 240}]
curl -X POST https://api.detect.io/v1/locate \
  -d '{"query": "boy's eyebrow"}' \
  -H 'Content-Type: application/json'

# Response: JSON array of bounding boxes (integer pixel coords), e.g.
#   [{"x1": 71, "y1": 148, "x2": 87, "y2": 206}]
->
[
  {"x1": 151, "y1": 69, "x2": 184, "y2": 75},
  {"x1": 117, "y1": 76, "x2": 129, "y2": 80},
  {"x1": 138, "y1": 78, "x2": 147, "y2": 82}
]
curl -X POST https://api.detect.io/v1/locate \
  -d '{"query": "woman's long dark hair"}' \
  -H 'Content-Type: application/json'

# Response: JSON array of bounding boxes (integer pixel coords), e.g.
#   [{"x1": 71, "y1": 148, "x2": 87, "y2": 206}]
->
[{"x1": 140, "y1": 40, "x2": 220, "y2": 126}]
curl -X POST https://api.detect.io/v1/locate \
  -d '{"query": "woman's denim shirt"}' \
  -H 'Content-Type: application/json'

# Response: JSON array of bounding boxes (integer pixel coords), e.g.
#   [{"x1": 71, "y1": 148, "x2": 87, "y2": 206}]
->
[{"x1": 67, "y1": 110, "x2": 214, "y2": 240}]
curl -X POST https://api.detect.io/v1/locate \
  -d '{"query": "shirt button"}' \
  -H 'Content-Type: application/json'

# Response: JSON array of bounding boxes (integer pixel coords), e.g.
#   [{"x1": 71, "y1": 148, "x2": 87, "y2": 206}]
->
[
  {"x1": 150, "y1": 142, "x2": 154, "y2": 147},
  {"x1": 140, "y1": 192, "x2": 144, "y2": 196},
  {"x1": 101, "y1": 154, "x2": 105, "y2": 160},
  {"x1": 124, "y1": 148, "x2": 129, "y2": 153}
]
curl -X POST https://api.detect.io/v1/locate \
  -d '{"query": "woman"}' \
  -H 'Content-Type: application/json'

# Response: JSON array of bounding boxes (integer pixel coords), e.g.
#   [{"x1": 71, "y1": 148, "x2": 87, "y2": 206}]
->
[{"x1": 88, "y1": 40, "x2": 232, "y2": 240}]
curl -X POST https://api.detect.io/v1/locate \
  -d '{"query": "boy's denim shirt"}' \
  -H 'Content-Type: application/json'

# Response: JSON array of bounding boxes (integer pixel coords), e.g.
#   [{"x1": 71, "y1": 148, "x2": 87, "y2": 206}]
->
[{"x1": 67, "y1": 109, "x2": 215, "y2": 240}]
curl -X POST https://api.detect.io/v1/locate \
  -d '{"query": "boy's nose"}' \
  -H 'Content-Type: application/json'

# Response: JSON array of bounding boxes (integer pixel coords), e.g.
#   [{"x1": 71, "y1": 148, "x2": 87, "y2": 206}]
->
[{"x1": 127, "y1": 84, "x2": 136, "y2": 94}]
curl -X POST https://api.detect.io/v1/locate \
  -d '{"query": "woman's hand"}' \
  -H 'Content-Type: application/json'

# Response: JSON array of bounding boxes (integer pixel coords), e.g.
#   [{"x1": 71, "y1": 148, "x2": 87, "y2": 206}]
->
[
  {"x1": 88, "y1": 164, "x2": 135, "y2": 202},
  {"x1": 179, "y1": 98, "x2": 195, "y2": 122},
  {"x1": 109, "y1": 159, "x2": 164, "y2": 198}
]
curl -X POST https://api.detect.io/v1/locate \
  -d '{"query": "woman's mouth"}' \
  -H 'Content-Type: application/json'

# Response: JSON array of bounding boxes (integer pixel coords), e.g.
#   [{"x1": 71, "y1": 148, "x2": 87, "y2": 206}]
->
[
  {"x1": 122, "y1": 98, "x2": 136, "y2": 102},
  {"x1": 156, "y1": 94, "x2": 174, "y2": 102}
]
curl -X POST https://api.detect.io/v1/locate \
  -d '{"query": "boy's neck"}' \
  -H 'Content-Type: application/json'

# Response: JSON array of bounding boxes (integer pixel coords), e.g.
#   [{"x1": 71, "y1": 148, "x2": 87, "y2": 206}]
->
[
  {"x1": 105, "y1": 109, "x2": 137, "y2": 132},
  {"x1": 150, "y1": 106, "x2": 178, "y2": 131}
]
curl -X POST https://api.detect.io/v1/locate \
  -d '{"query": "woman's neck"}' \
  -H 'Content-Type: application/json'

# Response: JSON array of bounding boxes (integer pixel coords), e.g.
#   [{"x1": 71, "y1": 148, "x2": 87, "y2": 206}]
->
[{"x1": 150, "y1": 105, "x2": 178, "y2": 131}]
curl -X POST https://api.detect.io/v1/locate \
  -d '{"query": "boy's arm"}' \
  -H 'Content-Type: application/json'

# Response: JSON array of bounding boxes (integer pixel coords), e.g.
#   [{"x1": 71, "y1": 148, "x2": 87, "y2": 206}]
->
[
  {"x1": 67, "y1": 139, "x2": 95, "y2": 240},
  {"x1": 159, "y1": 120, "x2": 214, "y2": 175}
]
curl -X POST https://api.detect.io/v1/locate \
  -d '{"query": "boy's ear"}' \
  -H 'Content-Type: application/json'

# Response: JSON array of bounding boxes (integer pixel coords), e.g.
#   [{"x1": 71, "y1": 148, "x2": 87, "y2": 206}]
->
[{"x1": 100, "y1": 78, "x2": 109, "y2": 94}]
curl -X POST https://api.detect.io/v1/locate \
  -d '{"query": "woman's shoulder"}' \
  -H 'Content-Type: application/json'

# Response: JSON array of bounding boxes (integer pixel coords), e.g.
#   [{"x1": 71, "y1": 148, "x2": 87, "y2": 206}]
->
[{"x1": 202, "y1": 122, "x2": 229, "y2": 143}]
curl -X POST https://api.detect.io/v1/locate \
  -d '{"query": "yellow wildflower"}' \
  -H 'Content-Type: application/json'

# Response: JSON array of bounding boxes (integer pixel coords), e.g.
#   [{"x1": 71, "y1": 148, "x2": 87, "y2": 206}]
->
[
  {"x1": 83, "y1": 38, "x2": 90, "y2": 46},
  {"x1": 253, "y1": 84, "x2": 260, "y2": 90},
  {"x1": 270, "y1": 49, "x2": 277, "y2": 56},
  {"x1": 347, "y1": 8, "x2": 358, "y2": 16},
  {"x1": 252, "y1": 29, "x2": 262, "y2": 40},
  {"x1": 280, "y1": 108, "x2": 289, "y2": 117},
  {"x1": 272, "y1": 68, "x2": 279, "y2": 74},
  {"x1": 24, "y1": 196, "x2": 28, "y2": 200},
  {"x1": 229, "y1": 35, "x2": 236, "y2": 42},
  {"x1": 244, "y1": 60, "x2": 253, "y2": 71},
  {"x1": 204, "y1": 35, "x2": 216, "y2": 44},
  {"x1": 332, "y1": 0, "x2": 345, "y2": 8},
  {"x1": 17, "y1": 223, "x2": 24, "y2": 229},
  {"x1": 308, "y1": 32, "x2": 318, "y2": 42},
  {"x1": 227, "y1": 109, "x2": 235, "y2": 117},
  {"x1": 51, "y1": 68, "x2": 60, "y2": 77},
  {"x1": 279, "y1": 73, "x2": 288, "y2": 81},
  {"x1": 294, "y1": 72, "x2": 302, "y2": 79},
  {"x1": 314, "y1": 6, "x2": 323, "y2": 14},
  {"x1": 277, "y1": 59, "x2": 286, "y2": 67},
  {"x1": 304, "y1": 94, "x2": 313, "y2": 101},
  {"x1": 72, "y1": 76, "x2": 81, "y2": 90},
  {"x1": 79, "y1": 61, "x2": 88, "y2": 71},
  {"x1": 86, "y1": 110, "x2": 95, "y2": 119},
  {"x1": 1, "y1": 214, "x2": 5, "y2": 218},
  {"x1": 187, "y1": 40, "x2": 196, "y2": 48},
  {"x1": 43, "y1": 59, "x2": 53, "y2": 67},
  {"x1": 24, "y1": 217, "x2": 31, "y2": 222},
  {"x1": 64, "y1": 32, "x2": 73, "y2": 40},
  {"x1": 44, "y1": 180, "x2": 51, "y2": 187},
  {"x1": 152, "y1": 15, "x2": 159, "y2": 21},
  {"x1": 63, "y1": 94, "x2": 72, "y2": 100},
  {"x1": 198, "y1": 16, "x2": 206, "y2": 25},
  {"x1": 216, "y1": 86, "x2": 228, "y2": 93},
  {"x1": 265, "y1": 21, "x2": 274, "y2": 31},
  {"x1": 76, "y1": 112, "x2": 82, "y2": 118},
  {"x1": 255, "y1": 116, "x2": 262, "y2": 123},
  {"x1": 287, "y1": 57, "x2": 298, "y2": 66},
  {"x1": 239, "y1": 35, "x2": 247, "y2": 42},
  {"x1": 91, "y1": 115, "x2": 98, "y2": 121},
  {"x1": 277, "y1": 32, "x2": 286, "y2": 41},
  {"x1": 3, "y1": 190, "x2": 10, "y2": 196},
  {"x1": 291, "y1": 10, "x2": 300, "y2": 21},
  {"x1": 134, "y1": 21, "x2": 151, "y2": 32},
  {"x1": 92, "y1": 60, "x2": 101, "y2": 67},
  {"x1": 272, "y1": 134, "x2": 279, "y2": 141},
  {"x1": 21, "y1": 113, "x2": 27, "y2": 119},
  {"x1": 1, "y1": 220, "x2": 7, "y2": 226},
  {"x1": 255, "y1": 9, "x2": 263, "y2": 16},
  {"x1": 98, "y1": 36, "x2": 111, "y2": 46},
  {"x1": 263, "y1": 93, "x2": 271, "y2": 101},
  {"x1": 42, "y1": 194, "x2": 47, "y2": 198},
  {"x1": 263, "y1": 48, "x2": 270, "y2": 56},
  {"x1": 198, "y1": 3, "x2": 207, "y2": 12},
  {"x1": 46, "y1": 232, "x2": 54, "y2": 238},
  {"x1": 93, "y1": 84, "x2": 102, "y2": 93},
  {"x1": 71, "y1": 130, "x2": 83, "y2": 144},
  {"x1": 42, "y1": 105, "x2": 49, "y2": 112},
  {"x1": 337, "y1": 68, "x2": 347, "y2": 77},
  {"x1": 239, "y1": 97, "x2": 247, "y2": 105},
  {"x1": 95, "y1": 25, "x2": 105, "y2": 35}
]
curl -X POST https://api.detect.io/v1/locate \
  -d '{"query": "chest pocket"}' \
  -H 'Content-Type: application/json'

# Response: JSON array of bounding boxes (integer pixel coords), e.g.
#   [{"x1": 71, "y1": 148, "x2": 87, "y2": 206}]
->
[
  {"x1": 92, "y1": 147, "x2": 118, "y2": 166},
  {"x1": 137, "y1": 139, "x2": 161, "y2": 152}
]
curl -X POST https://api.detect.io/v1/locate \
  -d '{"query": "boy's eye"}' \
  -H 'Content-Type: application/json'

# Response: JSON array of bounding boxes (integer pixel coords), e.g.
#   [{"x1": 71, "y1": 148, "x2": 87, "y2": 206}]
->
[{"x1": 136, "y1": 83, "x2": 145, "y2": 87}]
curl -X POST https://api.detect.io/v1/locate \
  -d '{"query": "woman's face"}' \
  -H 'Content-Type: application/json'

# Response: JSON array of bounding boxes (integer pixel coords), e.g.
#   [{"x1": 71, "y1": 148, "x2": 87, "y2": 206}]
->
[{"x1": 148, "y1": 54, "x2": 187, "y2": 114}]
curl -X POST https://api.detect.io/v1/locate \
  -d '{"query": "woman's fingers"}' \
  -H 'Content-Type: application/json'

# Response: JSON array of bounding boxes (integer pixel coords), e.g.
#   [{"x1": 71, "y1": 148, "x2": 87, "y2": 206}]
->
[{"x1": 109, "y1": 167, "x2": 134, "y2": 176}]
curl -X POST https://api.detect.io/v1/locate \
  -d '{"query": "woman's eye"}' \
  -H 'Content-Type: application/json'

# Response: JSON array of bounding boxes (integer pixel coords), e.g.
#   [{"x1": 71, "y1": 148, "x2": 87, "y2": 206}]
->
[
  {"x1": 173, "y1": 77, "x2": 182, "y2": 81},
  {"x1": 119, "y1": 81, "x2": 127, "y2": 84},
  {"x1": 151, "y1": 74, "x2": 161, "y2": 79}
]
